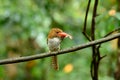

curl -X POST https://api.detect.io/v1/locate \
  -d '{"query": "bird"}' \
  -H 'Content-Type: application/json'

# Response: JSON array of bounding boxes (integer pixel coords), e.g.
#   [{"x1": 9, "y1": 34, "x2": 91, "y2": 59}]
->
[{"x1": 47, "y1": 28, "x2": 72, "y2": 70}]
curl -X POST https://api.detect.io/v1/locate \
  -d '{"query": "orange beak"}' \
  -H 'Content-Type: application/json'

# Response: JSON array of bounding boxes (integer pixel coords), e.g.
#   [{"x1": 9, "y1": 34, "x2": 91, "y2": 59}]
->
[{"x1": 58, "y1": 32, "x2": 72, "y2": 39}]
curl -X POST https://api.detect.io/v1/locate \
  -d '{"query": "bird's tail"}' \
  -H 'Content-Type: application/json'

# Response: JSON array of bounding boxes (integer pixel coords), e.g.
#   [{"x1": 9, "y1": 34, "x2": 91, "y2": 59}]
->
[{"x1": 52, "y1": 55, "x2": 59, "y2": 70}]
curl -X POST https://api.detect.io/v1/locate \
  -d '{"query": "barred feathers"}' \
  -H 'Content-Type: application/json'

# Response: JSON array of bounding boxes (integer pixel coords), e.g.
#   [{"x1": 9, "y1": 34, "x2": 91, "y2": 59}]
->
[{"x1": 52, "y1": 56, "x2": 59, "y2": 70}]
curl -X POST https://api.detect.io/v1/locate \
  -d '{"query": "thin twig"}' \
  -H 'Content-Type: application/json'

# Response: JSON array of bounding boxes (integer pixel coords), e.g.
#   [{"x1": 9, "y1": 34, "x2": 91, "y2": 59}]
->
[
  {"x1": 0, "y1": 33, "x2": 120, "y2": 65},
  {"x1": 82, "y1": 32, "x2": 91, "y2": 41},
  {"x1": 82, "y1": 0, "x2": 91, "y2": 41},
  {"x1": 97, "y1": 27, "x2": 120, "y2": 49},
  {"x1": 105, "y1": 27, "x2": 120, "y2": 37},
  {"x1": 100, "y1": 55, "x2": 107, "y2": 60},
  {"x1": 83, "y1": 0, "x2": 91, "y2": 31}
]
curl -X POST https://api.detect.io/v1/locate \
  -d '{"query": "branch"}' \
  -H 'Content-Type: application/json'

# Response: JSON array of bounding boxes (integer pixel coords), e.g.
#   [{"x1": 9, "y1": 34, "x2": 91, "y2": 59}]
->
[
  {"x1": 0, "y1": 33, "x2": 120, "y2": 65},
  {"x1": 82, "y1": 0, "x2": 91, "y2": 41},
  {"x1": 104, "y1": 27, "x2": 120, "y2": 37},
  {"x1": 90, "y1": 0, "x2": 99, "y2": 79}
]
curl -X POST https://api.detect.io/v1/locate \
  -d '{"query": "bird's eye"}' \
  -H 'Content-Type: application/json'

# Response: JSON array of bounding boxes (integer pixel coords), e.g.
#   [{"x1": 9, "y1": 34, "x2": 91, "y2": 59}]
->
[{"x1": 56, "y1": 31, "x2": 59, "y2": 34}]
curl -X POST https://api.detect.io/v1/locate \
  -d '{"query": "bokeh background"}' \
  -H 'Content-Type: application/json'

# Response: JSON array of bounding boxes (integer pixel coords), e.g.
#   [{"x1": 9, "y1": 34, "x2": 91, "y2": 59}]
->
[{"x1": 0, "y1": 0, "x2": 120, "y2": 80}]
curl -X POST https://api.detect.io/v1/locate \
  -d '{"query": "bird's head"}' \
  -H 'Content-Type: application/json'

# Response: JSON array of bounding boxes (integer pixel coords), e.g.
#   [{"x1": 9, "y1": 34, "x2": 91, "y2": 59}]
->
[{"x1": 48, "y1": 28, "x2": 72, "y2": 39}]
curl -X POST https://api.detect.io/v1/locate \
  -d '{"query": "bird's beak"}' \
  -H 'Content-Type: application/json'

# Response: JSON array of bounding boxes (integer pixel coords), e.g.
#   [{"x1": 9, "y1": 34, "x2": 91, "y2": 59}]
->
[{"x1": 58, "y1": 32, "x2": 72, "y2": 39}]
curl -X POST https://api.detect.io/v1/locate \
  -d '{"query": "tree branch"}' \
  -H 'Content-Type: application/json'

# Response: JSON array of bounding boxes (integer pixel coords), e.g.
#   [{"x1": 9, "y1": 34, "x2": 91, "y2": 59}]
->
[
  {"x1": 104, "y1": 27, "x2": 120, "y2": 37},
  {"x1": 90, "y1": 0, "x2": 99, "y2": 79},
  {"x1": 0, "y1": 33, "x2": 120, "y2": 65},
  {"x1": 82, "y1": 0, "x2": 91, "y2": 41}
]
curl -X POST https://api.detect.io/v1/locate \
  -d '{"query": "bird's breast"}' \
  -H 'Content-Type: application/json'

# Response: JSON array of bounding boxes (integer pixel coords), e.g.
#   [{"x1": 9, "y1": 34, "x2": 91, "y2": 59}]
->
[{"x1": 48, "y1": 38, "x2": 61, "y2": 51}]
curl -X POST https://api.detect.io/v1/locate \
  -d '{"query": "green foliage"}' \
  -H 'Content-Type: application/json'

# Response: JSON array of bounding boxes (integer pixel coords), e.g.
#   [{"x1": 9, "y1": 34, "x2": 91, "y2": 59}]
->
[{"x1": 0, "y1": 0, "x2": 119, "y2": 80}]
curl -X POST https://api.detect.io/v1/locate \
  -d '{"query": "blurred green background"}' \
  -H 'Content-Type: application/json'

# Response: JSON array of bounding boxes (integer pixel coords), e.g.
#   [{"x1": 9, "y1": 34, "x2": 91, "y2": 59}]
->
[{"x1": 0, "y1": 0, "x2": 120, "y2": 80}]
